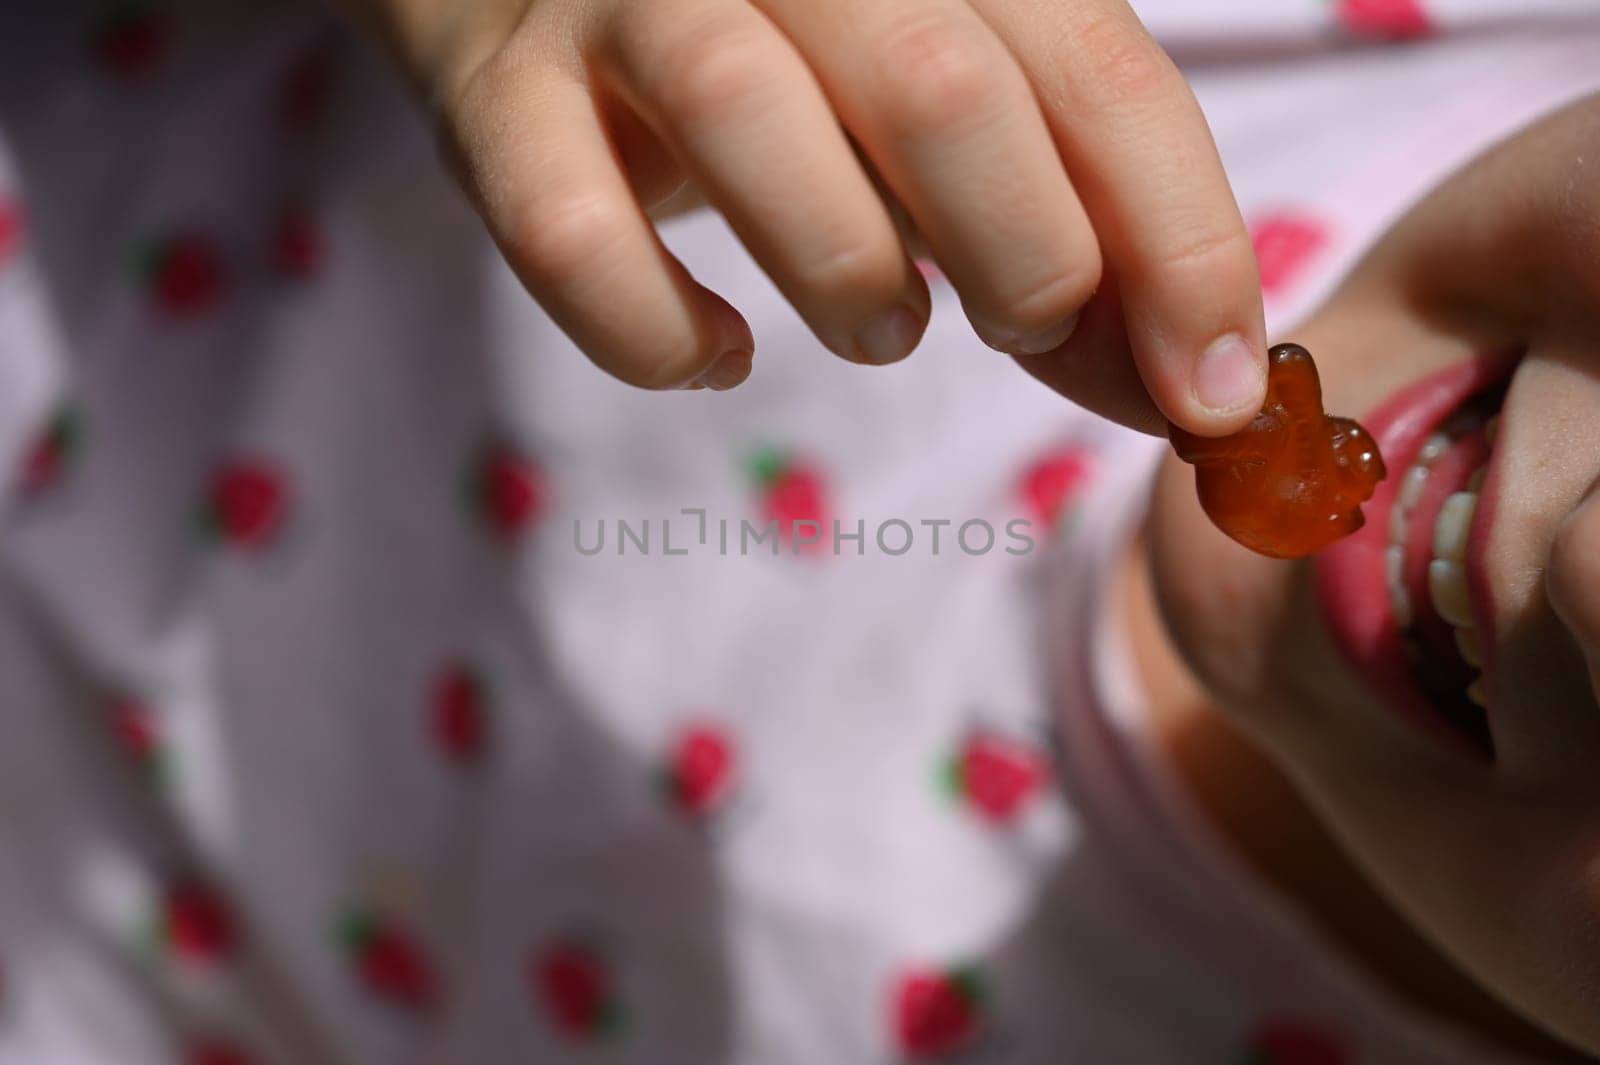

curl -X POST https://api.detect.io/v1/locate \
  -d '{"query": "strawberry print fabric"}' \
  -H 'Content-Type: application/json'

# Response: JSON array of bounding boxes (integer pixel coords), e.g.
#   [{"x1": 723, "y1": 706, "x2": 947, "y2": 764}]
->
[{"x1": 1, "y1": 2, "x2": 1598, "y2": 1064}]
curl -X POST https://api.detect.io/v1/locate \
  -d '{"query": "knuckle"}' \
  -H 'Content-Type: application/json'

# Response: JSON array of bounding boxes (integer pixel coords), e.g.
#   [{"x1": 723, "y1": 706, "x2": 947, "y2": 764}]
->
[
  {"x1": 651, "y1": 20, "x2": 781, "y2": 125},
  {"x1": 1072, "y1": 13, "x2": 1180, "y2": 109},
  {"x1": 874, "y1": 16, "x2": 1009, "y2": 134},
  {"x1": 515, "y1": 192, "x2": 634, "y2": 282},
  {"x1": 1153, "y1": 223, "x2": 1255, "y2": 281}
]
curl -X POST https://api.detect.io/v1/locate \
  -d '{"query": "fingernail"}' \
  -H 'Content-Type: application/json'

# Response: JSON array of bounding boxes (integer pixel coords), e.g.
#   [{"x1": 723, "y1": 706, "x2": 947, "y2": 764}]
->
[
  {"x1": 1193, "y1": 333, "x2": 1265, "y2": 415},
  {"x1": 974, "y1": 314, "x2": 1078, "y2": 356},
  {"x1": 854, "y1": 304, "x2": 923, "y2": 365},
  {"x1": 1013, "y1": 314, "x2": 1079, "y2": 355},
  {"x1": 696, "y1": 349, "x2": 753, "y2": 391}
]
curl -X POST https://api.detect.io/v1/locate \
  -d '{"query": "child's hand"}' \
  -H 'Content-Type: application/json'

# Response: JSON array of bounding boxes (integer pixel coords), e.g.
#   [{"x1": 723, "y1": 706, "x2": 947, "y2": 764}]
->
[{"x1": 337, "y1": 0, "x2": 1267, "y2": 433}]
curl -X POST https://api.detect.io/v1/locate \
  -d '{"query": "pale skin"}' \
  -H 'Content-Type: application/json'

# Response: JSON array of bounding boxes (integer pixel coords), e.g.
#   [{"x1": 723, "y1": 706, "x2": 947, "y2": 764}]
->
[
  {"x1": 334, "y1": 0, "x2": 1268, "y2": 433},
  {"x1": 1142, "y1": 95, "x2": 1600, "y2": 1057}
]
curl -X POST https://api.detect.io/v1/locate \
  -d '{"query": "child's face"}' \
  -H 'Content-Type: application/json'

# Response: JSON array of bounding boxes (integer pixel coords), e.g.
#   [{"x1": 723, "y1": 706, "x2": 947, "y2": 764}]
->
[{"x1": 1147, "y1": 96, "x2": 1600, "y2": 1052}]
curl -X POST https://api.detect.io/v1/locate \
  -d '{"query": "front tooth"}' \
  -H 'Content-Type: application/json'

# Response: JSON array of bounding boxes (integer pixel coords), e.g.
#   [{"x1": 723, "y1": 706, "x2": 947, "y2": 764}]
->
[
  {"x1": 1390, "y1": 583, "x2": 1413, "y2": 631},
  {"x1": 1400, "y1": 465, "x2": 1430, "y2": 511},
  {"x1": 1386, "y1": 545, "x2": 1412, "y2": 629},
  {"x1": 1386, "y1": 544, "x2": 1405, "y2": 587},
  {"x1": 1455, "y1": 626, "x2": 1483, "y2": 668},
  {"x1": 1390, "y1": 507, "x2": 1409, "y2": 547},
  {"x1": 1429, "y1": 559, "x2": 1475, "y2": 628},
  {"x1": 1418, "y1": 433, "x2": 1451, "y2": 464},
  {"x1": 1432, "y1": 492, "x2": 1478, "y2": 562}
]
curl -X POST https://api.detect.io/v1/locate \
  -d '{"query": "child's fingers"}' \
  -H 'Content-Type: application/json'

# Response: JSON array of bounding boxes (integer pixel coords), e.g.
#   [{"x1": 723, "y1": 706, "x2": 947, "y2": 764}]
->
[
  {"x1": 601, "y1": 0, "x2": 930, "y2": 366},
  {"x1": 752, "y1": 0, "x2": 1102, "y2": 359},
  {"x1": 977, "y1": 0, "x2": 1267, "y2": 436},
  {"x1": 444, "y1": 61, "x2": 754, "y2": 390}
]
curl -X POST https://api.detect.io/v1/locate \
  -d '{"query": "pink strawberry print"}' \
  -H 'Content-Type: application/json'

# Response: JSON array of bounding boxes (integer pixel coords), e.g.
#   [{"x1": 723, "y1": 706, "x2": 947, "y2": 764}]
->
[
  {"x1": 891, "y1": 966, "x2": 986, "y2": 1060},
  {"x1": 16, "y1": 406, "x2": 82, "y2": 498},
  {"x1": 749, "y1": 447, "x2": 829, "y2": 554},
  {"x1": 134, "y1": 232, "x2": 227, "y2": 316},
  {"x1": 91, "y1": 6, "x2": 167, "y2": 81},
  {"x1": 187, "y1": 1038, "x2": 254, "y2": 1065},
  {"x1": 203, "y1": 460, "x2": 289, "y2": 551},
  {"x1": 1251, "y1": 213, "x2": 1331, "y2": 298},
  {"x1": 157, "y1": 880, "x2": 237, "y2": 967},
  {"x1": 940, "y1": 731, "x2": 1046, "y2": 824},
  {"x1": 658, "y1": 724, "x2": 737, "y2": 816},
  {"x1": 110, "y1": 696, "x2": 165, "y2": 778},
  {"x1": 1018, "y1": 445, "x2": 1094, "y2": 533},
  {"x1": 428, "y1": 663, "x2": 488, "y2": 764},
  {"x1": 531, "y1": 941, "x2": 625, "y2": 1041},
  {"x1": 271, "y1": 209, "x2": 324, "y2": 280},
  {"x1": 0, "y1": 197, "x2": 23, "y2": 266},
  {"x1": 465, "y1": 441, "x2": 545, "y2": 542},
  {"x1": 1333, "y1": 0, "x2": 1433, "y2": 40},
  {"x1": 334, "y1": 906, "x2": 438, "y2": 1012},
  {"x1": 1242, "y1": 1019, "x2": 1350, "y2": 1065}
]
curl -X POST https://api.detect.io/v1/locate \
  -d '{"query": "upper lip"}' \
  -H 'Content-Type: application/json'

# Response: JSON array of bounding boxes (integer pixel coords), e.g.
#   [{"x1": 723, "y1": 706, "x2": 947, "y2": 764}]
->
[{"x1": 1314, "y1": 351, "x2": 1521, "y2": 755}]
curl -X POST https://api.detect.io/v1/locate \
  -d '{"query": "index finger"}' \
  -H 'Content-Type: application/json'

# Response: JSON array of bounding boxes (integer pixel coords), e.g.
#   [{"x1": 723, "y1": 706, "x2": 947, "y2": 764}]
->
[
  {"x1": 443, "y1": 48, "x2": 756, "y2": 391},
  {"x1": 979, "y1": 0, "x2": 1267, "y2": 436}
]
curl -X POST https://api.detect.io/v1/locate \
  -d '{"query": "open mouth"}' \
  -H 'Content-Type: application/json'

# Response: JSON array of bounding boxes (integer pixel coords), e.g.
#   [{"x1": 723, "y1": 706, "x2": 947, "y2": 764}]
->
[
  {"x1": 1316, "y1": 352, "x2": 1521, "y2": 757},
  {"x1": 1384, "y1": 390, "x2": 1501, "y2": 748}
]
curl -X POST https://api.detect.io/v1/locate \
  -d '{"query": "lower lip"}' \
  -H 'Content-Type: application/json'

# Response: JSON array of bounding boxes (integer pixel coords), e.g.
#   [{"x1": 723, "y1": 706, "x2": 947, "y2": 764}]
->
[{"x1": 1314, "y1": 353, "x2": 1516, "y2": 754}]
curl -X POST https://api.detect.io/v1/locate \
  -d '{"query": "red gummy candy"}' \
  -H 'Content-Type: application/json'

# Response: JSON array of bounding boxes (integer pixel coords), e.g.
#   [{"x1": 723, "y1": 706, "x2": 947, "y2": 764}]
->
[{"x1": 1170, "y1": 343, "x2": 1386, "y2": 559}]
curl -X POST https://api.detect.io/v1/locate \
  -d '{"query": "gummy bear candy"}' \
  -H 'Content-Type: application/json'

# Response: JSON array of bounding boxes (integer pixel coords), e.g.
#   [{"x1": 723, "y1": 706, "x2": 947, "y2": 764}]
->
[{"x1": 1170, "y1": 342, "x2": 1386, "y2": 560}]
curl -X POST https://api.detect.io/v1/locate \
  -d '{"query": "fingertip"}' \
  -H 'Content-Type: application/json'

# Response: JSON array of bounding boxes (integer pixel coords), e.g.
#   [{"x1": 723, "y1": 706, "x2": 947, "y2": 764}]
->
[
  {"x1": 705, "y1": 284, "x2": 755, "y2": 353},
  {"x1": 693, "y1": 348, "x2": 755, "y2": 391},
  {"x1": 974, "y1": 311, "x2": 1081, "y2": 358},
  {"x1": 1177, "y1": 332, "x2": 1267, "y2": 436},
  {"x1": 664, "y1": 284, "x2": 755, "y2": 389},
  {"x1": 619, "y1": 286, "x2": 753, "y2": 391},
  {"x1": 852, "y1": 302, "x2": 926, "y2": 365}
]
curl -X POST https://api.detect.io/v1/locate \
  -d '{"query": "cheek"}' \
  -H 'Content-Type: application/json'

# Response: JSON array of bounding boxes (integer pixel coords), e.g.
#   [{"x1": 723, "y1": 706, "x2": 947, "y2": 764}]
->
[
  {"x1": 1147, "y1": 454, "x2": 1297, "y2": 710},
  {"x1": 1148, "y1": 456, "x2": 1451, "y2": 768}
]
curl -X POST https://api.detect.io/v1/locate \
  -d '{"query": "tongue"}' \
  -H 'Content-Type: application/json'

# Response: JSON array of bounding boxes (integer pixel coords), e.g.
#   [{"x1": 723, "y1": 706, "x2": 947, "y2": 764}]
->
[{"x1": 1401, "y1": 428, "x2": 1489, "y2": 689}]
